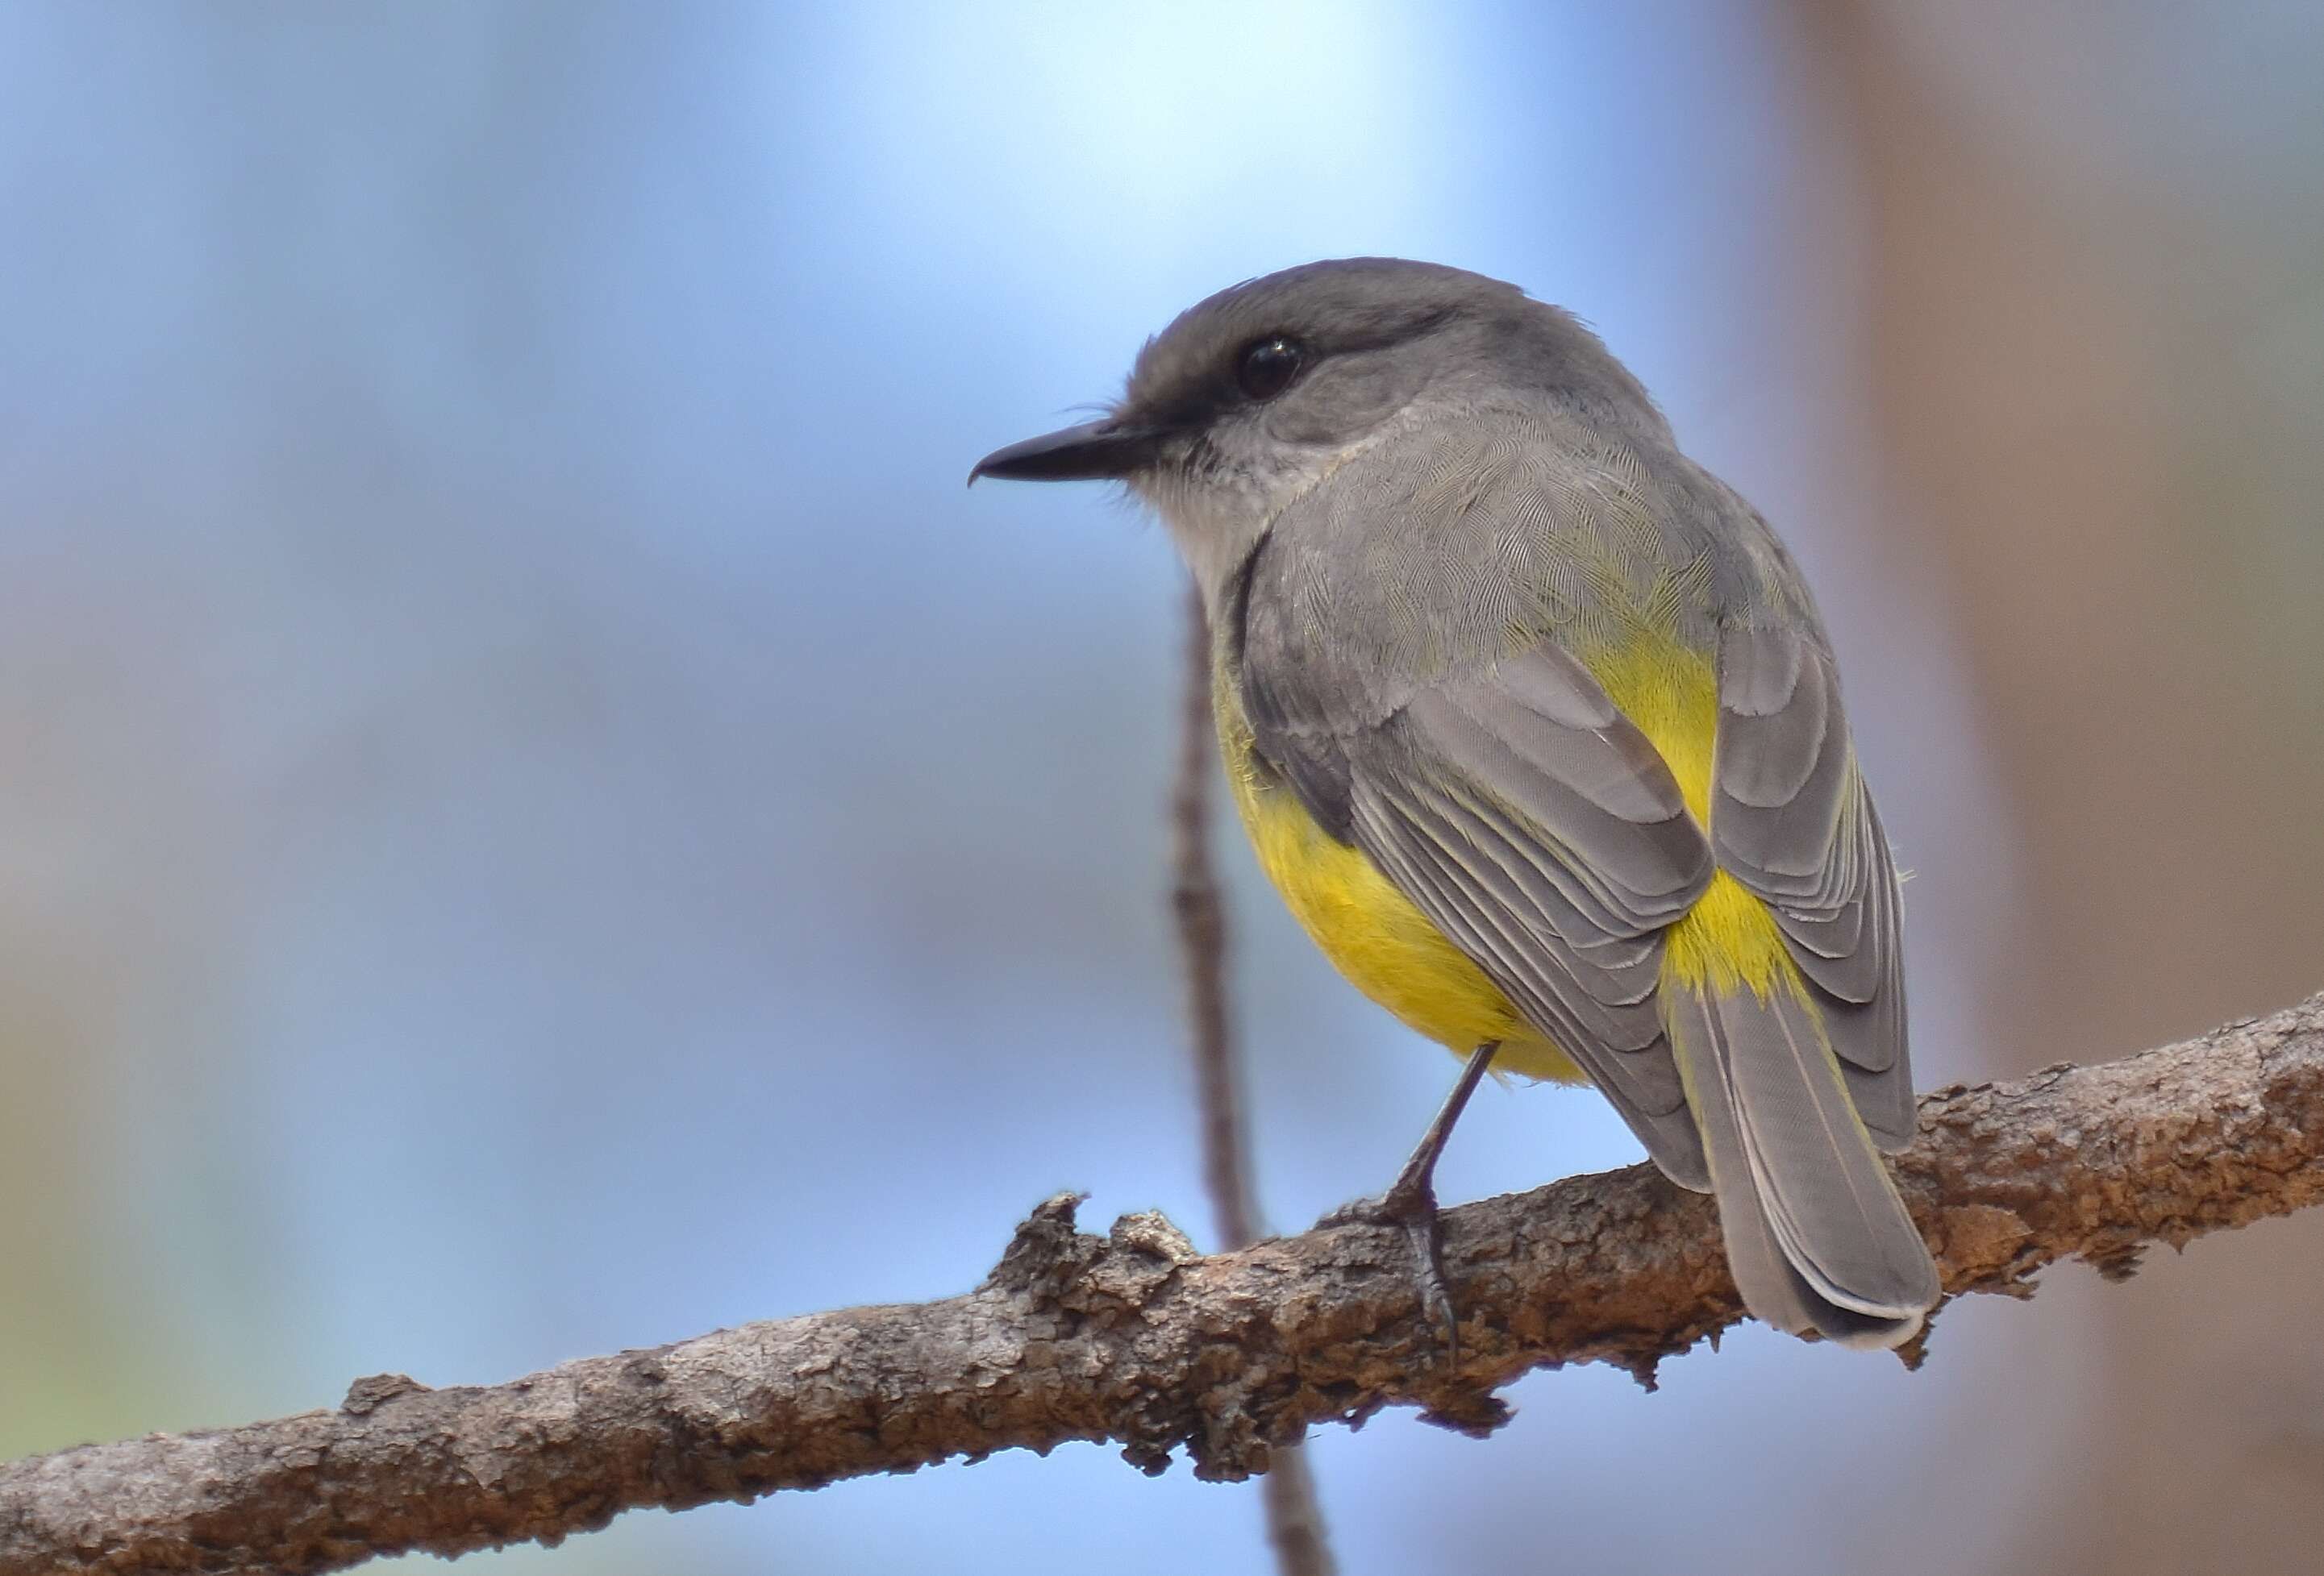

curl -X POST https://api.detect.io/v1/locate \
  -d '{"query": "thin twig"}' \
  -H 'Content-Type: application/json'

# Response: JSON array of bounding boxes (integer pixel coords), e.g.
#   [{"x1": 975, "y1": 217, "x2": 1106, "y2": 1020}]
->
[
  {"x1": 1170, "y1": 582, "x2": 1260, "y2": 1250},
  {"x1": 1168, "y1": 578, "x2": 1335, "y2": 1576},
  {"x1": 6, "y1": 996, "x2": 2324, "y2": 1574}
]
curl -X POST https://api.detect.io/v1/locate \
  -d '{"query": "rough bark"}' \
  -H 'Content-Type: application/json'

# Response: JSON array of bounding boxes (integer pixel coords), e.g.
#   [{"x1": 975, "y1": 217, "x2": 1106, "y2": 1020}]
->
[{"x1": 4, "y1": 994, "x2": 2322, "y2": 1575}]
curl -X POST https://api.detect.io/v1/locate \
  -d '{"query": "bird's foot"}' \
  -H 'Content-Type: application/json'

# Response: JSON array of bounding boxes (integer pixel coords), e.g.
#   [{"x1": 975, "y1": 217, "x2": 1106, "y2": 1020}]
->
[{"x1": 1322, "y1": 1172, "x2": 1460, "y2": 1365}]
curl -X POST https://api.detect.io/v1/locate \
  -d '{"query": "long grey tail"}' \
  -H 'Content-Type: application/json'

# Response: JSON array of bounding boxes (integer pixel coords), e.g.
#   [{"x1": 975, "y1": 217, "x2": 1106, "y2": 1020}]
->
[{"x1": 1667, "y1": 982, "x2": 1939, "y2": 1349}]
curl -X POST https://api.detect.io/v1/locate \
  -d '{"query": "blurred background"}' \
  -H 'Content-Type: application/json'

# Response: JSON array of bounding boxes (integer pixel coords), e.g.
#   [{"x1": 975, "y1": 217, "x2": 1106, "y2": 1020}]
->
[{"x1": 2, "y1": 2, "x2": 2320, "y2": 1572}]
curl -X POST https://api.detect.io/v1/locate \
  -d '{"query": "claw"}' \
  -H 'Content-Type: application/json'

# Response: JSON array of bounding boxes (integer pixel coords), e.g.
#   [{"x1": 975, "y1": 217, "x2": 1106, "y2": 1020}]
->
[
  {"x1": 1329, "y1": 1199, "x2": 1450, "y2": 1357},
  {"x1": 1322, "y1": 1042, "x2": 1498, "y2": 1368},
  {"x1": 1383, "y1": 1171, "x2": 1459, "y2": 1361},
  {"x1": 1396, "y1": 1199, "x2": 1461, "y2": 1364},
  {"x1": 1325, "y1": 1164, "x2": 1461, "y2": 1364}
]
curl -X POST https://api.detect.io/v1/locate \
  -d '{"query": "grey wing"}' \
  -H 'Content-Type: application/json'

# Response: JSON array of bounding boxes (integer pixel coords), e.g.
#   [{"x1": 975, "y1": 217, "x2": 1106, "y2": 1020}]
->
[
  {"x1": 1711, "y1": 625, "x2": 1914, "y2": 1149},
  {"x1": 1248, "y1": 637, "x2": 1719, "y2": 1187}
]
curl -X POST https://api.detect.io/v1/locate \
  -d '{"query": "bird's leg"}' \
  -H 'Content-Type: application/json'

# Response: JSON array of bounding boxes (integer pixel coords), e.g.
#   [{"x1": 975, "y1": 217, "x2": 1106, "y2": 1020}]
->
[{"x1": 1323, "y1": 1042, "x2": 1498, "y2": 1360}]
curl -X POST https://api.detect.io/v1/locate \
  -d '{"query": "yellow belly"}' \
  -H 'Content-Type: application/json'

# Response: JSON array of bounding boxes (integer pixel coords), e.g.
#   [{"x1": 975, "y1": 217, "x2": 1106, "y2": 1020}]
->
[
  {"x1": 1214, "y1": 632, "x2": 1797, "y2": 1080},
  {"x1": 1216, "y1": 696, "x2": 1584, "y2": 1083}
]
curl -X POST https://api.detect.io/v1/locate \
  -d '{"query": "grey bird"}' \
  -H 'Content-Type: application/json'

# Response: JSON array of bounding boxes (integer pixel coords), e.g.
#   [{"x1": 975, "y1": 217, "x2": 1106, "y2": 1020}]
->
[{"x1": 972, "y1": 258, "x2": 1939, "y2": 1349}]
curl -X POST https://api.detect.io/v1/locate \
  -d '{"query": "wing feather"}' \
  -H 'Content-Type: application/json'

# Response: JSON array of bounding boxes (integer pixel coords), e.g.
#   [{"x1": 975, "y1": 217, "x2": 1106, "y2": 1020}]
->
[
  {"x1": 1319, "y1": 645, "x2": 1716, "y2": 1184},
  {"x1": 1713, "y1": 625, "x2": 1914, "y2": 1139},
  {"x1": 1348, "y1": 771, "x2": 1711, "y2": 1186}
]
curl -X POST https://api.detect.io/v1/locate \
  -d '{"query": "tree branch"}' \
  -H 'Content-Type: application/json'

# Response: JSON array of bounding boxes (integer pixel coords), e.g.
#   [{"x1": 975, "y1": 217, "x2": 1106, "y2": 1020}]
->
[{"x1": 7, "y1": 994, "x2": 2322, "y2": 1575}]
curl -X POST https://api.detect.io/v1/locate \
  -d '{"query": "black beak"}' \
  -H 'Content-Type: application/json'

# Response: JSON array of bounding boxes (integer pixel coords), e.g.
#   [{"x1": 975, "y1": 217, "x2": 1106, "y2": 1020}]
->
[{"x1": 968, "y1": 419, "x2": 1160, "y2": 485}]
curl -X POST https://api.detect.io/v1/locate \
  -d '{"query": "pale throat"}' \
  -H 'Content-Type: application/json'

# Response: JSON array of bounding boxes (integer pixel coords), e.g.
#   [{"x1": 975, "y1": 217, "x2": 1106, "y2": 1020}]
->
[
  {"x1": 1137, "y1": 428, "x2": 1397, "y2": 620},
  {"x1": 1143, "y1": 480, "x2": 1277, "y2": 615}
]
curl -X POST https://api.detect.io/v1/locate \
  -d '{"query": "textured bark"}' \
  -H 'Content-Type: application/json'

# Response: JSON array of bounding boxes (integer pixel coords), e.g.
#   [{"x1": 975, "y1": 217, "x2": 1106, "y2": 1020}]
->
[{"x1": 4, "y1": 995, "x2": 2322, "y2": 1575}]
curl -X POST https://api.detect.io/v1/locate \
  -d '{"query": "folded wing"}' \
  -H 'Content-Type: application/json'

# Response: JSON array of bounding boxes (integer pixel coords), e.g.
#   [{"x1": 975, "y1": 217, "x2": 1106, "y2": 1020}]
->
[{"x1": 1710, "y1": 624, "x2": 1914, "y2": 1149}]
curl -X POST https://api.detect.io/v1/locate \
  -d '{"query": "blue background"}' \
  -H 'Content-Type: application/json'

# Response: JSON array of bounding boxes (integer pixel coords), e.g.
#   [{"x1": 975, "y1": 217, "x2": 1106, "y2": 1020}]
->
[{"x1": 3, "y1": 5, "x2": 2321, "y2": 1573}]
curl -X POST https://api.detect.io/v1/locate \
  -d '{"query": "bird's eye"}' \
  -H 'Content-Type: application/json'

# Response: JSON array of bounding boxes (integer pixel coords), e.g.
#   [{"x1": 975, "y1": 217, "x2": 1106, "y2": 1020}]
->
[{"x1": 1234, "y1": 336, "x2": 1306, "y2": 401}]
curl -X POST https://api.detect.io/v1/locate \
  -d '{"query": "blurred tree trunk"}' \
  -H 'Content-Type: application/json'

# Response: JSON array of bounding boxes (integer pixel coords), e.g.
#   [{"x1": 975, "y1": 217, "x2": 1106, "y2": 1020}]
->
[{"x1": 1797, "y1": 3, "x2": 2324, "y2": 1570}]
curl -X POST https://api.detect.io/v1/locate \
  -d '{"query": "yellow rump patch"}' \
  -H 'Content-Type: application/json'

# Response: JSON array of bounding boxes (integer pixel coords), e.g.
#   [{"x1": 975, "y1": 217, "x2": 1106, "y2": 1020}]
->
[{"x1": 1577, "y1": 635, "x2": 1798, "y2": 1003}]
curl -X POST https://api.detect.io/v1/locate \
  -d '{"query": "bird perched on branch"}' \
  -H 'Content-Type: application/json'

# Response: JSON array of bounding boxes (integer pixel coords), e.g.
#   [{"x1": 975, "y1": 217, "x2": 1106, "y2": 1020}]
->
[{"x1": 972, "y1": 258, "x2": 1938, "y2": 1349}]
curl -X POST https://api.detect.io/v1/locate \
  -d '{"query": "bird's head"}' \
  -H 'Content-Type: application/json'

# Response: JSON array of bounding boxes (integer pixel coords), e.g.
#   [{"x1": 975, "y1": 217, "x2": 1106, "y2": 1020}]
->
[{"x1": 972, "y1": 257, "x2": 1664, "y2": 597}]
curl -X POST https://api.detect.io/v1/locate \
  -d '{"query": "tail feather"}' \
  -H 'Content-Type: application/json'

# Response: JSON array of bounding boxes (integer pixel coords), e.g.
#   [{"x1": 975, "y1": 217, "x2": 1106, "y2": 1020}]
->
[{"x1": 1668, "y1": 983, "x2": 1938, "y2": 1349}]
